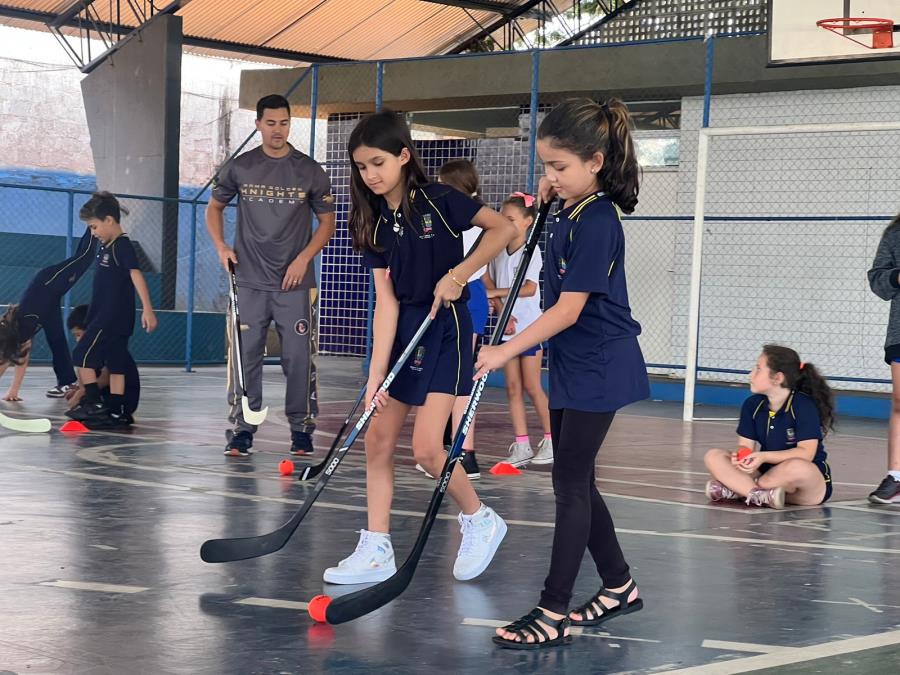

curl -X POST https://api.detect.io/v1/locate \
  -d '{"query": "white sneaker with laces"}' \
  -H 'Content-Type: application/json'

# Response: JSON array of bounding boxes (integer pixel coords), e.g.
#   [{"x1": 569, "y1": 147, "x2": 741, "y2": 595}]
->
[
  {"x1": 323, "y1": 529, "x2": 396, "y2": 585},
  {"x1": 506, "y1": 440, "x2": 534, "y2": 468},
  {"x1": 453, "y1": 505, "x2": 507, "y2": 581},
  {"x1": 531, "y1": 437, "x2": 554, "y2": 465}
]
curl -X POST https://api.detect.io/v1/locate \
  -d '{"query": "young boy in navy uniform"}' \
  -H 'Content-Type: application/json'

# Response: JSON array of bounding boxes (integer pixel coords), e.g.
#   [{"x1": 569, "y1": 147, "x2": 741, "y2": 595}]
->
[
  {"x1": 68, "y1": 192, "x2": 156, "y2": 428},
  {"x1": 0, "y1": 226, "x2": 97, "y2": 400},
  {"x1": 65, "y1": 304, "x2": 141, "y2": 425}
]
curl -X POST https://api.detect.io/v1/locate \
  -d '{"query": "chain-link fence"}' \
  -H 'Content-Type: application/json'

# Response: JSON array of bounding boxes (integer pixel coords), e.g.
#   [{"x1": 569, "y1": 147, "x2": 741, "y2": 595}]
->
[{"x1": 4, "y1": 31, "x2": 894, "y2": 407}]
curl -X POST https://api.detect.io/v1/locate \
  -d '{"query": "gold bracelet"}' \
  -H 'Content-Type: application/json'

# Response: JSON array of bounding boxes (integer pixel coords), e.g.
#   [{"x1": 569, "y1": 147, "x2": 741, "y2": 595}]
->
[{"x1": 448, "y1": 268, "x2": 467, "y2": 288}]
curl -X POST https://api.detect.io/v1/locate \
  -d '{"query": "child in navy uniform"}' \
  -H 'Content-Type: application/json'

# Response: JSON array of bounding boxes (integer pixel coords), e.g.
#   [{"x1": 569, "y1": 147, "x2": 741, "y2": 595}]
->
[
  {"x1": 704, "y1": 345, "x2": 835, "y2": 509},
  {"x1": 0, "y1": 226, "x2": 97, "y2": 400},
  {"x1": 68, "y1": 192, "x2": 156, "y2": 428},
  {"x1": 322, "y1": 111, "x2": 516, "y2": 586},
  {"x1": 475, "y1": 98, "x2": 648, "y2": 649},
  {"x1": 65, "y1": 304, "x2": 141, "y2": 424}
]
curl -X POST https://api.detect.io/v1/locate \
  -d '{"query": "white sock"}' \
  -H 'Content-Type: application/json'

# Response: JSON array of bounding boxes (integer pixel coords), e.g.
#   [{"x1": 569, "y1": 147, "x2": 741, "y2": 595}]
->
[
  {"x1": 888, "y1": 471, "x2": 900, "y2": 481},
  {"x1": 462, "y1": 503, "x2": 487, "y2": 520}
]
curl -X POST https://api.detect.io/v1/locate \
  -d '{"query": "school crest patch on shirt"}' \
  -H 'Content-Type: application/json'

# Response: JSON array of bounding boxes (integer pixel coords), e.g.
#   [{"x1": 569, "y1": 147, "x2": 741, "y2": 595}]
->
[{"x1": 419, "y1": 213, "x2": 434, "y2": 239}]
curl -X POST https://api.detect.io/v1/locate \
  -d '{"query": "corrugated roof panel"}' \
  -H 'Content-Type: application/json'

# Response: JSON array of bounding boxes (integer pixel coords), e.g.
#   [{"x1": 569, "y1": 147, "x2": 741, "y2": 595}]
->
[
  {"x1": 0, "y1": 0, "x2": 552, "y2": 60},
  {"x1": 363, "y1": 6, "x2": 495, "y2": 60},
  {"x1": 1, "y1": 0, "x2": 71, "y2": 13},
  {"x1": 181, "y1": 0, "x2": 331, "y2": 51},
  {"x1": 262, "y1": 0, "x2": 395, "y2": 56}
]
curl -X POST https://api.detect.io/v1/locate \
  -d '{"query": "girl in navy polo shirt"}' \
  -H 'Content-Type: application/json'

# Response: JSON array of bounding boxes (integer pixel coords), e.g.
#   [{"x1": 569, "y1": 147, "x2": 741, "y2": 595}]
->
[
  {"x1": 475, "y1": 98, "x2": 648, "y2": 650},
  {"x1": 704, "y1": 344, "x2": 835, "y2": 509},
  {"x1": 322, "y1": 111, "x2": 516, "y2": 587}
]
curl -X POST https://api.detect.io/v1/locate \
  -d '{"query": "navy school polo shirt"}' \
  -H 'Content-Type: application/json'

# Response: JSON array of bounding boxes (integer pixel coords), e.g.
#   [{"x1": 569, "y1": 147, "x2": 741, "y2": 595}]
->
[
  {"x1": 736, "y1": 391, "x2": 827, "y2": 465},
  {"x1": 544, "y1": 192, "x2": 649, "y2": 412},
  {"x1": 85, "y1": 235, "x2": 140, "y2": 336},
  {"x1": 360, "y1": 184, "x2": 482, "y2": 306}
]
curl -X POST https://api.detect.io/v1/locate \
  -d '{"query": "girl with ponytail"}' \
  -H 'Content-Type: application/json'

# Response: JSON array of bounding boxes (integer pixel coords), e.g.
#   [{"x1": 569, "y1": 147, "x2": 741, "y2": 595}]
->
[
  {"x1": 704, "y1": 344, "x2": 835, "y2": 510},
  {"x1": 476, "y1": 98, "x2": 648, "y2": 649}
]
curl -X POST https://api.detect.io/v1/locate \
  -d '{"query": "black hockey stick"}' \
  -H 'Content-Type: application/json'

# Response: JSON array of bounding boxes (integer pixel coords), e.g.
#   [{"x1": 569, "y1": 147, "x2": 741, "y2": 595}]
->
[
  {"x1": 200, "y1": 314, "x2": 434, "y2": 563},
  {"x1": 227, "y1": 260, "x2": 268, "y2": 426},
  {"x1": 326, "y1": 200, "x2": 553, "y2": 624},
  {"x1": 298, "y1": 384, "x2": 366, "y2": 481}
]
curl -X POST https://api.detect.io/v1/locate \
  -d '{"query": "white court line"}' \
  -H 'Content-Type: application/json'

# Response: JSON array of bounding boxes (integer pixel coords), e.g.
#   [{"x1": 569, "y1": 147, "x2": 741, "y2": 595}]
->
[
  {"x1": 40, "y1": 580, "x2": 148, "y2": 594},
  {"x1": 461, "y1": 617, "x2": 661, "y2": 643},
  {"x1": 700, "y1": 640, "x2": 797, "y2": 654},
  {"x1": 234, "y1": 597, "x2": 309, "y2": 610},
  {"x1": 665, "y1": 628, "x2": 900, "y2": 674},
  {"x1": 11, "y1": 461, "x2": 900, "y2": 557},
  {"x1": 812, "y1": 599, "x2": 900, "y2": 611}
]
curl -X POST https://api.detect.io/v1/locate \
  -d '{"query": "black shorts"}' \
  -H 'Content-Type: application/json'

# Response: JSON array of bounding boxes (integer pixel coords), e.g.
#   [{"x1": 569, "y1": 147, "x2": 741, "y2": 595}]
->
[
  {"x1": 72, "y1": 327, "x2": 131, "y2": 374},
  {"x1": 387, "y1": 303, "x2": 473, "y2": 407}
]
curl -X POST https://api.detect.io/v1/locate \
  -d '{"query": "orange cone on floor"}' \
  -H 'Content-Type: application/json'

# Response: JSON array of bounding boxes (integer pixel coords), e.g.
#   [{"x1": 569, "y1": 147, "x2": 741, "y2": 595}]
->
[
  {"x1": 490, "y1": 462, "x2": 521, "y2": 475},
  {"x1": 60, "y1": 421, "x2": 89, "y2": 433}
]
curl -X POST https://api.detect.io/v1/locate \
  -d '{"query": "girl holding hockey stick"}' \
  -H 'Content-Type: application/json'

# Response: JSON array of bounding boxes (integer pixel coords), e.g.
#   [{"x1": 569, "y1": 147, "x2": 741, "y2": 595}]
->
[
  {"x1": 475, "y1": 98, "x2": 649, "y2": 649},
  {"x1": 322, "y1": 111, "x2": 516, "y2": 585}
]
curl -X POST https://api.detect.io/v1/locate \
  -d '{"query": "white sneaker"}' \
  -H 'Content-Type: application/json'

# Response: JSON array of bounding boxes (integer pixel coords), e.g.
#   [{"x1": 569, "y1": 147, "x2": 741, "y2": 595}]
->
[
  {"x1": 506, "y1": 441, "x2": 534, "y2": 468},
  {"x1": 323, "y1": 530, "x2": 397, "y2": 585},
  {"x1": 531, "y1": 437, "x2": 554, "y2": 465},
  {"x1": 453, "y1": 505, "x2": 507, "y2": 581}
]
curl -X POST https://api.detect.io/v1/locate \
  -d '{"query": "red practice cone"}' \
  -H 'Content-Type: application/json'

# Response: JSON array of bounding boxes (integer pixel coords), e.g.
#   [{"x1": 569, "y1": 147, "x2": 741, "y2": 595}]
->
[
  {"x1": 490, "y1": 462, "x2": 521, "y2": 475},
  {"x1": 60, "y1": 420, "x2": 89, "y2": 433}
]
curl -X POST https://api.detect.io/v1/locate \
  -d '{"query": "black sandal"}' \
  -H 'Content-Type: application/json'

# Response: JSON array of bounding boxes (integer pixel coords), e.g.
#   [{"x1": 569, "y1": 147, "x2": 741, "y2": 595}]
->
[
  {"x1": 569, "y1": 579, "x2": 643, "y2": 627},
  {"x1": 492, "y1": 607, "x2": 572, "y2": 650}
]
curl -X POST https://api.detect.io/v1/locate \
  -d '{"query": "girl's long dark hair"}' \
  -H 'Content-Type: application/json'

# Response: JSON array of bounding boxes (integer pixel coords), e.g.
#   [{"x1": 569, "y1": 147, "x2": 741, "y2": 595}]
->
[
  {"x1": 538, "y1": 97, "x2": 640, "y2": 214},
  {"x1": 348, "y1": 111, "x2": 430, "y2": 251},
  {"x1": 762, "y1": 344, "x2": 835, "y2": 434},
  {"x1": 0, "y1": 305, "x2": 27, "y2": 366}
]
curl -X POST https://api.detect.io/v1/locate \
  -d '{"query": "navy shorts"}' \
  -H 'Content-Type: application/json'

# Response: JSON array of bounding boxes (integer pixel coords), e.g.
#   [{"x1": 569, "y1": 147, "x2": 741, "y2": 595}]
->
[
  {"x1": 759, "y1": 459, "x2": 833, "y2": 504},
  {"x1": 72, "y1": 326, "x2": 131, "y2": 374},
  {"x1": 388, "y1": 303, "x2": 473, "y2": 407},
  {"x1": 467, "y1": 279, "x2": 489, "y2": 336}
]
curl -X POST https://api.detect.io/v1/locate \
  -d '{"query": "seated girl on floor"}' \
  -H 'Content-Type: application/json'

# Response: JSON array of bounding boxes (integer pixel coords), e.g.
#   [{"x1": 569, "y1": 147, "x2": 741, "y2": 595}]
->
[{"x1": 704, "y1": 344, "x2": 835, "y2": 509}]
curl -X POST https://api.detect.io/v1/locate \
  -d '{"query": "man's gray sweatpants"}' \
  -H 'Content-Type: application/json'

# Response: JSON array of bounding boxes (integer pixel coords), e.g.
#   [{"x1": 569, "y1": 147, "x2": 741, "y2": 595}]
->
[{"x1": 227, "y1": 286, "x2": 318, "y2": 435}]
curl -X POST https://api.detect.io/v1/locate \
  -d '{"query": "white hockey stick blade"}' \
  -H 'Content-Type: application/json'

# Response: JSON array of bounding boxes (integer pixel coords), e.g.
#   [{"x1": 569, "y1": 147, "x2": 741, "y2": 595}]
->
[
  {"x1": 0, "y1": 412, "x2": 51, "y2": 433},
  {"x1": 241, "y1": 397, "x2": 268, "y2": 426}
]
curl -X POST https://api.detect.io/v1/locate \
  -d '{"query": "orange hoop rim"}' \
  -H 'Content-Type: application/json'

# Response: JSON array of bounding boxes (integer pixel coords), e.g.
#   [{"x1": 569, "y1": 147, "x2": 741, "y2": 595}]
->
[{"x1": 816, "y1": 17, "x2": 895, "y2": 31}]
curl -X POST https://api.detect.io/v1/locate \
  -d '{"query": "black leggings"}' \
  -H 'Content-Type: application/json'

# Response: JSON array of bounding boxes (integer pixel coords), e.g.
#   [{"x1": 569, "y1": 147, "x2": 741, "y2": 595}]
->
[{"x1": 539, "y1": 408, "x2": 631, "y2": 614}]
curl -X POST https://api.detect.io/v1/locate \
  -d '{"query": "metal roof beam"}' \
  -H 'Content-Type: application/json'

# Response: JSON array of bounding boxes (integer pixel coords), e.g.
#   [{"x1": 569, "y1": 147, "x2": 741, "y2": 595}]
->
[{"x1": 421, "y1": 0, "x2": 546, "y2": 20}]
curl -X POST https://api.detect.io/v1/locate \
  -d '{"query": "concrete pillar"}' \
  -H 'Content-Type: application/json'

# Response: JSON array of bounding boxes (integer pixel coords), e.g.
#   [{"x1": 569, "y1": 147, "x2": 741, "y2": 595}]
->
[{"x1": 81, "y1": 15, "x2": 182, "y2": 309}]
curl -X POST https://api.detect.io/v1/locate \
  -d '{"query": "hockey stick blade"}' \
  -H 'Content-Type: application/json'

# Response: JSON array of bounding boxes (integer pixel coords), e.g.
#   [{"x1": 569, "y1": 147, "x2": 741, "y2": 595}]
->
[
  {"x1": 299, "y1": 385, "x2": 366, "y2": 482},
  {"x1": 240, "y1": 397, "x2": 268, "y2": 426},
  {"x1": 0, "y1": 412, "x2": 51, "y2": 433},
  {"x1": 326, "y1": 201, "x2": 554, "y2": 624},
  {"x1": 200, "y1": 316, "x2": 433, "y2": 563}
]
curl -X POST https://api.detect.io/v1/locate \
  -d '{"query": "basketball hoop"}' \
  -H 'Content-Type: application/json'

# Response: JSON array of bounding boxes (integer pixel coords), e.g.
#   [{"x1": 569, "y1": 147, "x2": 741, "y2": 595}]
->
[{"x1": 816, "y1": 17, "x2": 895, "y2": 50}]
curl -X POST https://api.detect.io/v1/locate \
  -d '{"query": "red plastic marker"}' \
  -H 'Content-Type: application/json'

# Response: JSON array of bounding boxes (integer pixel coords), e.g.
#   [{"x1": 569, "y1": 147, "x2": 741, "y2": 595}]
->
[
  {"x1": 60, "y1": 421, "x2": 89, "y2": 433},
  {"x1": 489, "y1": 462, "x2": 522, "y2": 475}
]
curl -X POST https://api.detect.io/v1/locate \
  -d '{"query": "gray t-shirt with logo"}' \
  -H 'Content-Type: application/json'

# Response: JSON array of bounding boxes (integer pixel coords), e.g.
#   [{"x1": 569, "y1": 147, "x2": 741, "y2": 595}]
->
[{"x1": 212, "y1": 145, "x2": 335, "y2": 291}]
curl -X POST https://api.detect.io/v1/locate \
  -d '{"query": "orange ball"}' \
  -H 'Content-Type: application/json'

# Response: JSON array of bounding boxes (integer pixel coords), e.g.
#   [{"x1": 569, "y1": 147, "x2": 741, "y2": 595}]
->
[
  {"x1": 308, "y1": 594, "x2": 332, "y2": 623},
  {"x1": 278, "y1": 459, "x2": 295, "y2": 476},
  {"x1": 736, "y1": 447, "x2": 753, "y2": 461}
]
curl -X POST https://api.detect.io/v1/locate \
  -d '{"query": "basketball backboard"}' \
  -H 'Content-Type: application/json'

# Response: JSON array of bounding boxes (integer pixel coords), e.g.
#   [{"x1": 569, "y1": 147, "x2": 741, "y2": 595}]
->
[{"x1": 769, "y1": 0, "x2": 900, "y2": 65}]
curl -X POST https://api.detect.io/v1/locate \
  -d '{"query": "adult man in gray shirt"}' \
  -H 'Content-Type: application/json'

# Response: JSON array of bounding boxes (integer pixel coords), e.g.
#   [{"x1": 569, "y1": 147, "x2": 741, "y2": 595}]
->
[{"x1": 207, "y1": 94, "x2": 336, "y2": 457}]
